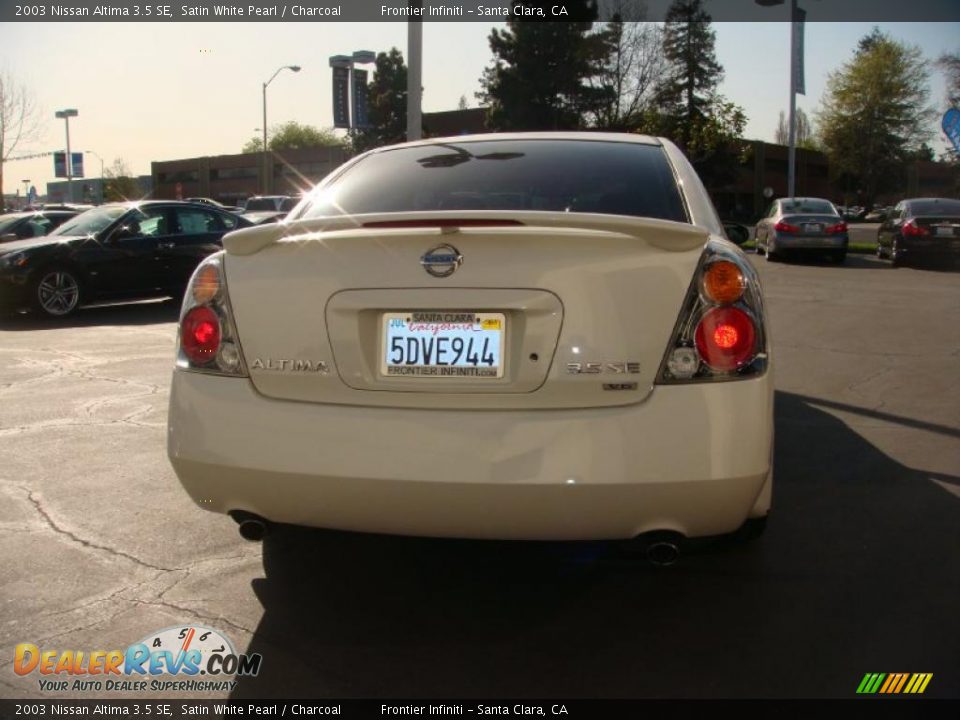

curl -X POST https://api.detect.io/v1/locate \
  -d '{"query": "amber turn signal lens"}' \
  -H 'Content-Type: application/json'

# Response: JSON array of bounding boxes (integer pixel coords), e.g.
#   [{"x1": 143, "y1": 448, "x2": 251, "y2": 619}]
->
[
  {"x1": 192, "y1": 264, "x2": 221, "y2": 304},
  {"x1": 702, "y1": 260, "x2": 745, "y2": 304}
]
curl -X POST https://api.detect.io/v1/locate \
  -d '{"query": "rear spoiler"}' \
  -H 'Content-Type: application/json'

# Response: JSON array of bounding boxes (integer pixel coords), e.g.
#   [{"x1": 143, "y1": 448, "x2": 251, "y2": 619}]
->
[{"x1": 222, "y1": 210, "x2": 711, "y2": 257}]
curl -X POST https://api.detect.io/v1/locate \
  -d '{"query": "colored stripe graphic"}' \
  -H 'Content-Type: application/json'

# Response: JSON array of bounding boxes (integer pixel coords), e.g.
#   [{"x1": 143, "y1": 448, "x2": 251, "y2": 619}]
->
[{"x1": 858, "y1": 673, "x2": 933, "y2": 694}]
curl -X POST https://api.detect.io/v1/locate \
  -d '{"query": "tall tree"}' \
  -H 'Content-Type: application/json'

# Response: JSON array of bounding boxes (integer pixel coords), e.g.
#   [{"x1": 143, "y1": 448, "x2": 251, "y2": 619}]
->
[
  {"x1": 936, "y1": 51, "x2": 960, "y2": 108},
  {"x1": 350, "y1": 48, "x2": 408, "y2": 153},
  {"x1": 477, "y1": 1, "x2": 606, "y2": 131},
  {"x1": 103, "y1": 158, "x2": 142, "y2": 202},
  {"x1": 775, "y1": 107, "x2": 816, "y2": 149},
  {"x1": 654, "y1": 0, "x2": 724, "y2": 149},
  {"x1": 637, "y1": 0, "x2": 746, "y2": 188},
  {"x1": 587, "y1": 2, "x2": 667, "y2": 131},
  {"x1": 243, "y1": 122, "x2": 344, "y2": 153},
  {"x1": 0, "y1": 70, "x2": 42, "y2": 212},
  {"x1": 816, "y1": 28, "x2": 935, "y2": 206}
]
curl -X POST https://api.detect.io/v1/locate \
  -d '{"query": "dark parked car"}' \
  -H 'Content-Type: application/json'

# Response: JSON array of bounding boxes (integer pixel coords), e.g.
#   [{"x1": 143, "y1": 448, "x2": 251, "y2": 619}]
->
[
  {"x1": 0, "y1": 210, "x2": 80, "y2": 243},
  {"x1": 0, "y1": 201, "x2": 251, "y2": 318},
  {"x1": 877, "y1": 198, "x2": 960, "y2": 268},
  {"x1": 754, "y1": 197, "x2": 849, "y2": 263},
  {"x1": 242, "y1": 195, "x2": 299, "y2": 213}
]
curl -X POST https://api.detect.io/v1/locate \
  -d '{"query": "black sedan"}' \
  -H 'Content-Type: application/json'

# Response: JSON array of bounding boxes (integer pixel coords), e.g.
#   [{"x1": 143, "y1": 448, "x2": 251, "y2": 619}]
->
[
  {"x1": 877, "y1": 198, "x2": 960, "y2": 268},
  {"x1": 0, "y1": 201, "x2": 250, "y2": 318},
  {"x1": 0, "y1": 209, "x2": 80, "y2": 243}
]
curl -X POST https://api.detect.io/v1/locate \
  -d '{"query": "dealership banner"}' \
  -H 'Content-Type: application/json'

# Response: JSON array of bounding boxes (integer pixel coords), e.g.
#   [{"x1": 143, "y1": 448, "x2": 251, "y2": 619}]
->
[
  {"x1": 53, "y1": 152, "x2": 84, "y2": 178},
  {"x1": 332, "y1": 66, "x2": 350, "y2": 129},
  {"x1": 352, "y1": 68, "x2": 370, "y2": 129}
]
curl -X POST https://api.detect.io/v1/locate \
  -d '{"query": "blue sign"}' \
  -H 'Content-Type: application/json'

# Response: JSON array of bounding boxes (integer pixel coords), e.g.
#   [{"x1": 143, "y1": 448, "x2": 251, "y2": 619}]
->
[
  {"x1": 352, "y1": 68, "x2": 370, "y2": 129},
  {"x1": 943, "y1": 108, "x2": 960, "y2": 154},
  {"x1": 53, "y1": 152, "x2": 84, "y2": 178},
  {"x1": 332, "y1": 66, "x2": 350, "y2": 129}
]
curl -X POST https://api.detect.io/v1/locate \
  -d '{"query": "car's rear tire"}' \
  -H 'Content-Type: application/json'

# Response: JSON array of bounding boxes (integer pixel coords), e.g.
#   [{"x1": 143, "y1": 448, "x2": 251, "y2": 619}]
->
[
  {"x1": 890, "y1": 241, "x2": 902, "y2": 268},
  {"x1": 32, "y1": 267, "x2": 82, "y2": 318},
  {"x1": 833, "y1": 250, "x2": 847, "y2": 264}
]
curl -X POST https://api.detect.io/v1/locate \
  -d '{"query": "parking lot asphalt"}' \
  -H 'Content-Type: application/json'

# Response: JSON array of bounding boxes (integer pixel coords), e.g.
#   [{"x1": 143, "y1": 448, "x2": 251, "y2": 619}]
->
[{"x1": 0, "y1": 253, "x2": 957, "y2": 700}]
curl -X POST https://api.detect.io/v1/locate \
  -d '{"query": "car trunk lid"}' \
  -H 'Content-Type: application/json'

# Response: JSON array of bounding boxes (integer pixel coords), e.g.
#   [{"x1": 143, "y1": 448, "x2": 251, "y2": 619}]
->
[{"x1": 223, "y1": 212, "x2": 709, "y2": 410}]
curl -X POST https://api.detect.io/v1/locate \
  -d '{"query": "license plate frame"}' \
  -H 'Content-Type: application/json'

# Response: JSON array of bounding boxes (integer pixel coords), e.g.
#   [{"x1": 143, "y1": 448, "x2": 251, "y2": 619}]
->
[
  {"x1": 935, "y1": 226, "x2": 954, "y2": 237},
  {"x1": 380, "y1": 311, "x2": 506, "y2": 379}
]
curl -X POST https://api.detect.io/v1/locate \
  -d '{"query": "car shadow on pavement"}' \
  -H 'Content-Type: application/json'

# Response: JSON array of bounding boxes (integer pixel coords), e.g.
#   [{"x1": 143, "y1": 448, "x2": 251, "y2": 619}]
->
[
  {"x1": 0, "y1": 298, "x2": 180, "y2": 330},
  {"x1": 229, "y1": 390, "x2": 959, "y2": 699}
]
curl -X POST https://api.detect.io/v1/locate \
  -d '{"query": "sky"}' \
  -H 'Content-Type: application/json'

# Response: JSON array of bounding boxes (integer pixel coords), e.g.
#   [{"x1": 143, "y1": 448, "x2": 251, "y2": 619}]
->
[{"x1": 1, "y1": 19, "x2": 958, "y2": 198}]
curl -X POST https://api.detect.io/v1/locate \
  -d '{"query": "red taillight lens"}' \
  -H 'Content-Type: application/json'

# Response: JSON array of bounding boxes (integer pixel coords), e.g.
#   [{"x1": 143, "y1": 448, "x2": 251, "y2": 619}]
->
[
  {"x1": 181, "y1": 306, "x2": 221, "y2": 365},
  {"x1": 774, "y1": 221, "x2": 800, "y2": 233},
  {"x1": 902, "y1": 220, "x2": 929, "y2": 237},
  {"x1": 695, "y1": 307, "x2": 757, "y2": 372},
  {"x1": 825, "y1": 221, "x2": 847, "y2": 234}
]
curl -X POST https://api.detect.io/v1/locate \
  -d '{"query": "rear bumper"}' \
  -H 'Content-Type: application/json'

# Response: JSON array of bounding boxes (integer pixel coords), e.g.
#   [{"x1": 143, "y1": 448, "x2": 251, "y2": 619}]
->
[
  {"x1": 167, "y1": 371, "x2": 774, "y2": 541},
  {"x1": 773, "y1": 233, "x2": 848, "y2": 251}
]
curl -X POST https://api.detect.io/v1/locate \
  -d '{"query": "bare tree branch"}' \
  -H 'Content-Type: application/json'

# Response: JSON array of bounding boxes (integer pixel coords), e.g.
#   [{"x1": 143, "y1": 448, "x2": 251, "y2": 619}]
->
[{"x1": 0, "y1": 69, "x2": 43, "y2": 210}]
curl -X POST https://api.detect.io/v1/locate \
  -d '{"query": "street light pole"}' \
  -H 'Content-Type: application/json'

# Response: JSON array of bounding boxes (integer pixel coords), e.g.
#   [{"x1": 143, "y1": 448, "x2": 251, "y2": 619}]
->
[
  {"x1": 85, "y1": 150, "x2": 105, "y2": 204},
  {"x1": 787, "y1": 0, "x2": 798, "y2": 199},
  {"x1": 407, "y1": 7, "x2": 423, "y2": 141},
  {"x1": 55, "y1": 108, "x2": 79, "y2": 203},
  {"x1": 261, "y1": 64, "x2": 301, "y2": 193},
  {"x1": 755, "y1": 0, "x2": 802, "y2": 198}
]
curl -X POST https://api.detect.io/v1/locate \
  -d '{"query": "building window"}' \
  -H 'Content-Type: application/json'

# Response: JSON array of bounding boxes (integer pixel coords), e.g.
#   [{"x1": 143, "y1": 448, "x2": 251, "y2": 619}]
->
[{"x1": 211, "y1": 167, "x2": 258, "y2": 180}]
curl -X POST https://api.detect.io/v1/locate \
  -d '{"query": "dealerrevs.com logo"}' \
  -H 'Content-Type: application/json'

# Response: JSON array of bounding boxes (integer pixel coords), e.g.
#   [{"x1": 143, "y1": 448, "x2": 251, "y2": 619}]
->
[{"x1": 14, "y1": 625, "x2": 262, "y2": 693}]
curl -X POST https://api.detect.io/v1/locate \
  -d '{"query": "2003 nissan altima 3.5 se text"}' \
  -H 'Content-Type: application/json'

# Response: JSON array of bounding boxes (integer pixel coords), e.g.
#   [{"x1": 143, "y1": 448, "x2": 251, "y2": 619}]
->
[{"x1": 166, "y1": 133, "x2": 773, "y2": 564}]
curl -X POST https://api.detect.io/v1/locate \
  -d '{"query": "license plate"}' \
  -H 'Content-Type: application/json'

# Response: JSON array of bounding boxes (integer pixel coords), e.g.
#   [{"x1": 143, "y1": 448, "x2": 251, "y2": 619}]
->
[
  {"x1": 381, "y1": 312, "x2": 505, "y2": 378},
  {"x1": 935, "y1": 226, "x2": 954, "y2": 237},
  {"x1": 803, "y1": 223, "x2": 822, "y2": 234}
]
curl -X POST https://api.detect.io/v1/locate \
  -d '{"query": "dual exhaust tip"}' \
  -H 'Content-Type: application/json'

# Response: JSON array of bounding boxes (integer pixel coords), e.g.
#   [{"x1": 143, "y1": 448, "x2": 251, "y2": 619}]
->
[{"x1": 228, "y1": 511, "x2": 684, "y2": 566}]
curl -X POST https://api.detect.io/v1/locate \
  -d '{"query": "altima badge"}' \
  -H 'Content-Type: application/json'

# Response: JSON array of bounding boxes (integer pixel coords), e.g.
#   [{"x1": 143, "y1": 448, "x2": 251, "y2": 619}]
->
[
  {"x1": 421, "y1": 244, "x2": 463, "y2": 278},
  {"x1": 252, "y1": 358, "x2": 329, "y2": 373}
]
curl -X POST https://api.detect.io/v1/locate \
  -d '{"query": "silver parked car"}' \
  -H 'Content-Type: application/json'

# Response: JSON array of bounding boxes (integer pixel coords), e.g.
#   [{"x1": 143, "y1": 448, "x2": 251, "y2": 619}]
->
[{"x1": 754, "y1": 197, "x2": 849, "y2": 263}]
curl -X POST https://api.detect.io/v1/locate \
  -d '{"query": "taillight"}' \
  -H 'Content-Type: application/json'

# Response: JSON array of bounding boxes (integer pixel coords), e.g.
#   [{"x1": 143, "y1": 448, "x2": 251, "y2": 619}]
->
[
  {"x1": 902, "y1": 220, "x2": 929, "y2": 237},
  {"x1": 774, "y1": 221, "x2": 799, "y2": 233},
  {"x1": 694, "y1": 307, "x2": 756, "y2": 371},
  {"x1": 176, "y1": 253, "x2": 247, "y2": 376},
  {"x1": 825, "y1": 221, "x2": 847, "y2": 235},
  {"x1": 657, "y1": 239, "x2": 767, "y2": 384},
  {"x1": 181, "y1": 306, "x2": 221, "y2": 364},
  {"x1": 701, "y1": 259, "x2": 745, "y2": 304}
]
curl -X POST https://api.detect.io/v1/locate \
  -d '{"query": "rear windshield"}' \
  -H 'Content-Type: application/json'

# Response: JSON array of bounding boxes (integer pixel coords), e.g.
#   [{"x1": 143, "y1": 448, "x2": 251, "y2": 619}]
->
[
  {"x1": 297, "y1": 139, "x2": 688, "y2": 223},
  {"x1": 781, "y1": 199, "x2": 837, "y2": 215},
  {"x1": 907, "y1": 199, "x2": 960, "y2": 216}
]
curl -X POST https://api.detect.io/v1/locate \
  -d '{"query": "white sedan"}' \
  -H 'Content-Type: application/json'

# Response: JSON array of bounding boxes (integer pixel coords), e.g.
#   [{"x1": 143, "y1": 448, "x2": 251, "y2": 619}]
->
[{"x1": 167, "y1": 133, "x2": 773, "y2": 564}]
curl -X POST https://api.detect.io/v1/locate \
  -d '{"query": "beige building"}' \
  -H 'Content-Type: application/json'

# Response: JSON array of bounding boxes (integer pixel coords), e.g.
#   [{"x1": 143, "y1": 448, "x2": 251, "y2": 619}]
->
[{"x1": 152, "y1": 146, "x2": 351, "y2": 205}]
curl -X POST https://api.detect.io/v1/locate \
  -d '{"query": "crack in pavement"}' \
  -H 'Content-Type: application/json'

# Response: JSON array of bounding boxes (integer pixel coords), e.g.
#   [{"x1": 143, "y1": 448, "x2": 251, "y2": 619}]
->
[
  {"x1": 3, "y1": 481, "x2": 175, "y2": 573},
  {"x1": 126, "y1": 598, "x2": 256, "y2": 638}
]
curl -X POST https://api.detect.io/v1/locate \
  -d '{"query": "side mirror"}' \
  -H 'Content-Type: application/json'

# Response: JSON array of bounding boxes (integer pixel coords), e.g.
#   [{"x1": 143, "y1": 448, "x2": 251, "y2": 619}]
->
[{"x1": 723, "y1": 222, "x2": 750, "y2": 246}]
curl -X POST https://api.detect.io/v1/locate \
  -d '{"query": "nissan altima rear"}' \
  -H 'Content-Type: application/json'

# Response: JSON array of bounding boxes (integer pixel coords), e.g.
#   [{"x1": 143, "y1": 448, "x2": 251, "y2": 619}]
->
[{"x1": 167, "y1": 133, "x2": 774, "y2": 553}]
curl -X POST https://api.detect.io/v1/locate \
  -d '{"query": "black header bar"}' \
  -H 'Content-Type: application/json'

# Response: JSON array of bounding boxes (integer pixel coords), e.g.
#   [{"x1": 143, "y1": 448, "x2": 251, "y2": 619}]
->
[{"x1": 4, "y1": 0, "x2": 960, "y2": 23}]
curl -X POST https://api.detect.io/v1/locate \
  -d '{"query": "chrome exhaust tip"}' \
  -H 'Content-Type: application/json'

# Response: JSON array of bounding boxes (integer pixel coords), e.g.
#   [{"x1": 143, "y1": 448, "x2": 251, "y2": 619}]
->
[
  {"x1": 635, "y1": 530, "x2": 685, "y2": 567},
  {"x1": 230, "y1": 511, "x2": 270, "y2": 542},
  {"x1": 645, "y1": 540, "x2": 681, "y2": 567}
]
